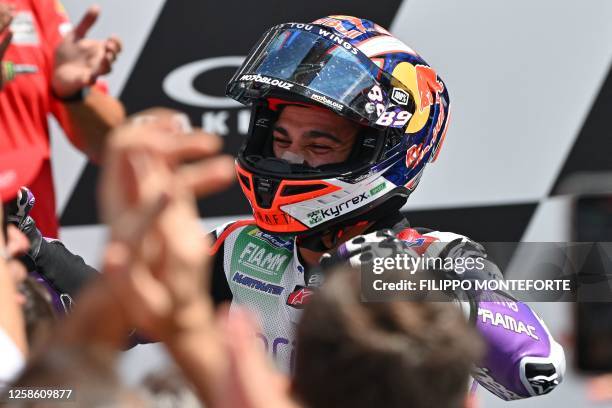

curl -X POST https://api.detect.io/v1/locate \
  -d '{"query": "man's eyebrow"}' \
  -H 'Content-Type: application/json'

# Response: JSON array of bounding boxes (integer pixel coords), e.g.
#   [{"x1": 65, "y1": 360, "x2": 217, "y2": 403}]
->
[
  {"x1": 272, "y1": 125, "x2": 289, "y2": 137},
  {"x1": 304, "y1": 130, "x2": 342, "y2": 144},
  {"x1": 272, "y1": 126, "x2": 343, "y2": 144}
]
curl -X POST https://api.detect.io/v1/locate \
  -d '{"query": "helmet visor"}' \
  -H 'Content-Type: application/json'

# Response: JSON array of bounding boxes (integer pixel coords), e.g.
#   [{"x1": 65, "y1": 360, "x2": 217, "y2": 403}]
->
[{"x1": 227, "y1": 24, "x2": 414, "y2": 128}]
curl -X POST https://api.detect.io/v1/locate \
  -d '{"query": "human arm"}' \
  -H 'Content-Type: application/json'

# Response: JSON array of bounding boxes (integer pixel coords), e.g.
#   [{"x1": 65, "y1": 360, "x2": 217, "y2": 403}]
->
[
  {"x1": 6, "y1": 186, "x2": 232, "y2": 313},
  {"x1": 411, "y1": 230, "x2": 566, "y2": 400},
  {"x1": 323, "y1": 227, "x2": 566, "y2": 400},
  {"x1": 54, "y1": 87, "x2": 125, "y2": 163},
  {"x1": 6, "y1": 187, "x2": 99, "y2": 299},
  {"x1": 49, "y1": 5, "x2": 125, "y2": 163}
]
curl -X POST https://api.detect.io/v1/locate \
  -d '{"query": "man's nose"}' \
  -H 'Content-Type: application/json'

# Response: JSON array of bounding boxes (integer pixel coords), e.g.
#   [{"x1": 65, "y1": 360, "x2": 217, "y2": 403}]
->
[
  {"x1": 284, "y1": 141, "x2": 303, "y2": 155},
  {"x1": 281, "y1": 143, "x2": 307, "y2": 164}
]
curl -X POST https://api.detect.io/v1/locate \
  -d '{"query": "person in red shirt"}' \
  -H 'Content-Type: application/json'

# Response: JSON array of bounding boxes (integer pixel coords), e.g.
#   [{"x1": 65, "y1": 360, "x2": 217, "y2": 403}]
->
[{"x1": 0, "y1": 0, "x2": 125, "y2": 237}]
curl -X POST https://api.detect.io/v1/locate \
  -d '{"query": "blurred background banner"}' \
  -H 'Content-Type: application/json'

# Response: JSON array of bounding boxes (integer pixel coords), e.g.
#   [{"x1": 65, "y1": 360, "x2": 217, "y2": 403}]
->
[{"x1": 49, "y1": 1, "x2": 612, "y2": 406}]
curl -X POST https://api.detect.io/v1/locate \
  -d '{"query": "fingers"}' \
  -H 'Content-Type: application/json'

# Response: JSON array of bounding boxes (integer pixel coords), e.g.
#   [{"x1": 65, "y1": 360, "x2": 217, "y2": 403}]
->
[
  {"x1": 179, "y1": 155, "x2": 236, "y2": 197},
  {"x1": 105, "y1": 35, "x2": 122, "y2": 56},
  {"x1": 129, "y1": 109, "x2": 193, "y2": 134},
  {"x1": 157, "y1": 129, "x2": 236, "y2": 196},
  {"x1": 102, "y1": 110, "x2": 236, "y2": 228},
  {"x1": 73, "y1": 5, "x2": 100, "y2": 40},
  {"x1": 111, "y1": 126, "x2": 226, "y2": 175},
  {"x1": 95, "y1": 36, "x2": 121, "y2": 76},
  {"x1": 112, "y1": 111, "x2": 229, "y2": 168},
  {"x1": 166, "y1": 130, "x2": 224, "y2": 164},
  {"x1": 102, "y1": 241, "x2": 131, "y2": 276},
  {"x1": 110, "y1": 151, "x2": 171, "y2": 243}
]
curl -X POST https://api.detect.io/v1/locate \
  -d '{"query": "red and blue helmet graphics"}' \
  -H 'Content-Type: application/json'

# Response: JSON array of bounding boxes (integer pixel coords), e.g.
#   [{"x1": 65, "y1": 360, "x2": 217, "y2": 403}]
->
[{"x1": 226, "y1": 16, "x2": 451, "y2": 235}]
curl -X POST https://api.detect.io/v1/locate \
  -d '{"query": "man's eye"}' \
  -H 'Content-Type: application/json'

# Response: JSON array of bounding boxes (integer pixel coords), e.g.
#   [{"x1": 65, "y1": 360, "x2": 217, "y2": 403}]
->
[
  {"x1": 274, "y1": 138, "x2": 291, "y2": 146},
  {"x1": 309, "y1": 144, "x2": 332, "y2": 152}
]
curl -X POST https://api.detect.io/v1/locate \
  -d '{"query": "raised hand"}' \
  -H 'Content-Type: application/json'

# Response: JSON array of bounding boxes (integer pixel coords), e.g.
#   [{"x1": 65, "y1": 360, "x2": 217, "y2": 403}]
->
[
  {"x1": 98, "y1": 109, "x2": 234, "y2": 340},
  {"x1": 51, "y1": 5, "x2": 122, "y2": 98}
]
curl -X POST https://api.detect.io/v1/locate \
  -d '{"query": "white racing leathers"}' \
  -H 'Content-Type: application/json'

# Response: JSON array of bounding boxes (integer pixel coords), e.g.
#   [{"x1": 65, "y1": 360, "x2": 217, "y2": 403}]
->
[{"x1": 211, "y1": 220, "x2": 565, "y2": 400}]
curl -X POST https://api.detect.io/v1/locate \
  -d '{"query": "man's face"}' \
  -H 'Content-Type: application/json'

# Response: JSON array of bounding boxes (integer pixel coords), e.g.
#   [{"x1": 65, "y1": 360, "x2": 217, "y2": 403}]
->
[{"x1": 272, "y1": 105, "x2": 360, "y2": 167}]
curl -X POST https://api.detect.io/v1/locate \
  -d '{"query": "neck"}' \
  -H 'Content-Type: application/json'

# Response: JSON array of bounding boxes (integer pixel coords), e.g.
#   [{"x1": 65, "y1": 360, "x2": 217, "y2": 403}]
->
[{"x1": 298, "y1": 222, "x2": 372, "y2": 266}]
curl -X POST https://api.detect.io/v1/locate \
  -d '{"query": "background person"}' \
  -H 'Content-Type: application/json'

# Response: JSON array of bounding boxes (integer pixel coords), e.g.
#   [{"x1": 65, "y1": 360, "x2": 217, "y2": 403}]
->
[{"x1": 0, "y1": 0, "x2": 125, "y2": 237}]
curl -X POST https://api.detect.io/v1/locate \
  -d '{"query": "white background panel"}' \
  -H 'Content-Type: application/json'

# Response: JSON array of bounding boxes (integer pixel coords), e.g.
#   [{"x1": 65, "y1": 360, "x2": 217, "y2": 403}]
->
[{"x1": 391, "y1": 0, "x2": 612, "y2": 209}]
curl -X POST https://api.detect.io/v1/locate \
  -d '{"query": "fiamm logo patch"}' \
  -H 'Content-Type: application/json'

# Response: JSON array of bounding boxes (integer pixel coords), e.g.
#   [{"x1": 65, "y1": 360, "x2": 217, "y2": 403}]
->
[{"x1": 231, "y1": 226, "x2": 292, "y2": 287}]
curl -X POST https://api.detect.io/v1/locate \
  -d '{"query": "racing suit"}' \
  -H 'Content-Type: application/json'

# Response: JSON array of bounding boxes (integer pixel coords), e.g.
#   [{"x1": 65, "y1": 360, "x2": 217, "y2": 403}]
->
[
  {"x1": 209, "y1": 214, "x2": 565, "y2": 401},
  {"x1": 24, "y1": 213, "x2": 565, "y2": 400}
]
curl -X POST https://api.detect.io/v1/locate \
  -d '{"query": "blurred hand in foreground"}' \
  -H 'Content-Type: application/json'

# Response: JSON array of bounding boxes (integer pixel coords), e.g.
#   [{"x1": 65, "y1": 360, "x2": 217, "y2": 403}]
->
[
  {"x1": 98, "y1": 109, "x2": 297, "y2": 407},
  {"x1": 40, "y1": 109, "x2": 298, "y2": 407},
  {"x1": 588, "y1": 374, "x2": 612, "y2": 402},
  {"x1": 98, "y1": 108, "x2": 234, "y2": 341}
]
